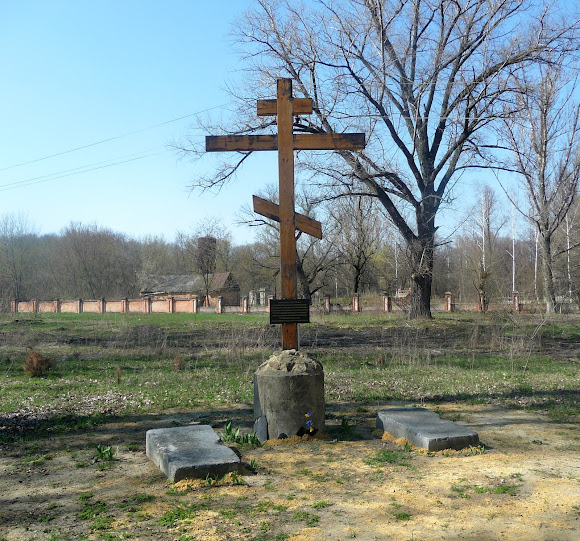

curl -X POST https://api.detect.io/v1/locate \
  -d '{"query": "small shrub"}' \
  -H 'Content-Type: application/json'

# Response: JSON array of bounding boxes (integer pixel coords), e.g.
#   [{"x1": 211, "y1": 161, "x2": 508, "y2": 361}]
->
[
  {"x1": 393, "y1": 512, "x2": 411, "y2": 521},
  {"x1": 23, "y1": 348, "x2": 54, "y2": 377},
  {"x1": 172, "y1": 356, "x2": 186, "y2": 370}
]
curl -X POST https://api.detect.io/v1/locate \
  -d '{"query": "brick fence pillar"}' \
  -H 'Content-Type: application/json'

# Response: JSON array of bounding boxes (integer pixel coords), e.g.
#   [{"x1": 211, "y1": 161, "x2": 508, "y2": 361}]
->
[
  {"x1": 11, "y1": 299, "x2": 17, "y2": 313},
  {"x1": 478, "y1": 292, "x2": 487, "y2": 313},
  {"x1": 324, "y1": 296, "x2": 331, "y2": 314},
  {"x1": 352, "y1": 295, "x2": 360, "y2": 313},
  {"x1": 267, "y1": 295, "x2": 274, "y2": 313},
  {"x1": 512, "y1": 291, "x2": 521, "y2": 313},
  {"x1": 122, "y1": 298, "x2": 128, "y2": 313},
  {"x1": 192, "y1": 297, "x2": 199, "y2": 313},
  {"x1": 216, "y1": 296, "x2": 223, "y2": 314},
  {"x1": 383, "y1": 296, "x2": 392, "y2": 313},
  {"x1": 445, "y1": 292, "x2": 454, "y2": 312},
  {"x1": 242, "y1": 296, "x2": 249, "y2": 314}
]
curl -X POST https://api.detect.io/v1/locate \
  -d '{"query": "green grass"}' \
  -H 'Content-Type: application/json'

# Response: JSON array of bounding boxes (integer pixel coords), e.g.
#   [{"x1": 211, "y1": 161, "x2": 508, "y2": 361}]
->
[
  {"x1": 1, "y1": 311, "x2": 580, "y2": 445},
  {"x1": 364, "y1": 449, "x2": 411, "y2": 468},
  {"x1": 451, "y1": 482, "x2": 519, "y2": 498}
]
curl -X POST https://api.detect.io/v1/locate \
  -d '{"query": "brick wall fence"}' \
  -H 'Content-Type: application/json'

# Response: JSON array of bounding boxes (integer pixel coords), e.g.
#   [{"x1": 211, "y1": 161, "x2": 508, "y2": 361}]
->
[
  {"x1": 11, "y1": 297, "x2": 239, "y2": 315},
  {"x1": 12, "y1": 293, "x2": 568, "y2": 315}
]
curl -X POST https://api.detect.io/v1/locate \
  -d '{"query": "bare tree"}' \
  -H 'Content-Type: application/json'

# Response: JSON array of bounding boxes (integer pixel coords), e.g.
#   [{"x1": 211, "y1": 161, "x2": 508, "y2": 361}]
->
[
  {"x1": 330, "y1": 196, "x2": 383, "y2": 294},
  {"x1": 58, "y1": 222, "x2": 140, "y2": 298},
  {"x1": 498, "y1": 56, "x2": 580, "y2": 313},
  {"x1": 468, "y1": 185, "x2": 506, "y2": 306},
  {"x1": 180, "y1": 0, "x2": 576, "y2": 318},
  {"x1": 0, "y1": 213, "x2": 38, "y2": 306}
]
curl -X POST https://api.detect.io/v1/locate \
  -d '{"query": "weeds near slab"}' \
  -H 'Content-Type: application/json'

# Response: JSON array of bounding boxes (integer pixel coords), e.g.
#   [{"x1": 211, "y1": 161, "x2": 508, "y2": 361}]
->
[
  {"x1": 464, "y1": 444, "x2": 485, "y2": 455},
  {"x1": 222, "y1": 422, "x2": 261, "y2": 448},
  {"x1": 158, "y1": 505, "x2": 196, "y2": 526},
  {"x1": 246, "y1": 458, "x2": 259, "y2": 473},
  {"x1": 365, "y1": 449, "x2": 412, "y2": 468}
]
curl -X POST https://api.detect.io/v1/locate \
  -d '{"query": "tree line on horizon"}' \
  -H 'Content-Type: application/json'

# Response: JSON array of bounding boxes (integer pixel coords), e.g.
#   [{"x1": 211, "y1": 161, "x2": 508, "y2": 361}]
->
[{"x1": 1, "y1": 184, "x2": 579, "y2": 312}]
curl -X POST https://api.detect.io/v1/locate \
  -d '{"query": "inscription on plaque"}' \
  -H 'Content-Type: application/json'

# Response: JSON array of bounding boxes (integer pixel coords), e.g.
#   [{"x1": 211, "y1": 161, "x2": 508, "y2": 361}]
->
[{"x1": 270, "y1": 299, "x2": 310, "y2": 325}]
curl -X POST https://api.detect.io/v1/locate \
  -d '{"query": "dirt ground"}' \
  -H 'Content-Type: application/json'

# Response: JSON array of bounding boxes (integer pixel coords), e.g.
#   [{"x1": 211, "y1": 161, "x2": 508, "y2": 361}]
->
[{"x1": 1, "y1": 401, "x2": 580, "y2": 540}]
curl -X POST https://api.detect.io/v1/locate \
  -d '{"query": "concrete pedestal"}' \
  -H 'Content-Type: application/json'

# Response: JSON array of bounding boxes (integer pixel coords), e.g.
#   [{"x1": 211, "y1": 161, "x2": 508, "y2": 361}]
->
[{"x1": 253, "y1": 350, "x2": 325, "y2": 442}]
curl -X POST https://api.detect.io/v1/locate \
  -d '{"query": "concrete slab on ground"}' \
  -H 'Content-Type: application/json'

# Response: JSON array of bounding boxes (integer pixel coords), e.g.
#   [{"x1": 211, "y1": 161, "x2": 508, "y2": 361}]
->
[
  {"x1": 376, "y1": 407, "x2": 479, "y2": 451},
  {"x1": 146, "y1": 425, "x2": 240, "y2": 482}
]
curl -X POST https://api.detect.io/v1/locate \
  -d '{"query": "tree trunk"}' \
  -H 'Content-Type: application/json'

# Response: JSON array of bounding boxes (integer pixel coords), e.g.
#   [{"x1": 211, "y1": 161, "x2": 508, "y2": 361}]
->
[
  {"x1": 539, "y1": 234, "x2": 556, "y2": 314},
  {"x1": 353, "y1": 266, "x2": 362, "y2": 295},
  {"x1": 296, "y1": 259, "x2": 312, "y2": 302},
  {"x1": 408, "y1": 233, "x2": 434, "y2": 319},
  {"x1": 409, "y1": 272, "x2": 432, "y2": 318}
]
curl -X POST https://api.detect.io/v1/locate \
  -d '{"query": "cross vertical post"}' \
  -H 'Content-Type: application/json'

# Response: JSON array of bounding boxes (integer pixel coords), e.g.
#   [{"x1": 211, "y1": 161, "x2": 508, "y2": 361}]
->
[{"x1": 276, "y1": 79, "x2": 299, "y2": 350}]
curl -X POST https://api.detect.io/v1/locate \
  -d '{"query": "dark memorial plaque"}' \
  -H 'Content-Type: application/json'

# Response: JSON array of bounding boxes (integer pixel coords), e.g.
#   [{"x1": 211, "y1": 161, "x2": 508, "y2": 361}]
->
[{"x1": 270, "y1": 299, "x2": 310, "y2": 325}]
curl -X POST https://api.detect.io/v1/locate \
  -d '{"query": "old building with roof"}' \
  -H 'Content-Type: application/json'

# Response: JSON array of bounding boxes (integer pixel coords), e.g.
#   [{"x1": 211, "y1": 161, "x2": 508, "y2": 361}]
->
[{"x1": 140, "y1": 272, "x2": 240, "y2": 307}]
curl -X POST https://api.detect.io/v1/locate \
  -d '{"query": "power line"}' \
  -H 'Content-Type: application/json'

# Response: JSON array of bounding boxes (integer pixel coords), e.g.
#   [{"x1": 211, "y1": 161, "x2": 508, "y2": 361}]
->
[
  {"x1": 0, "y1": 104, "x2": 224, "y2": 173},
  {"x1": 0, "y1": 149, "x2": 167, "y2": 192}
]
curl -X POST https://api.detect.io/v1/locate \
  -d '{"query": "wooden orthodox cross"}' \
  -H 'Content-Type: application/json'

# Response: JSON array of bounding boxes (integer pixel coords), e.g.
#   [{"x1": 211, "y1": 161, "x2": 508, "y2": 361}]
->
[{"x1": 206, "y1": 78, "x2": 365, "y2": 350}]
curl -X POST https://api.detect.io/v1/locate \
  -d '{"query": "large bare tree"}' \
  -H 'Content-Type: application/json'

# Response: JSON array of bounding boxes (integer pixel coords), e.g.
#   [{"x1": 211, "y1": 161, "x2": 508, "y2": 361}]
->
[
  {"x1": 182, "y1": 0, "x2": 577, "y2": 318},
  {"x1": 498, "y1": 56, "x2": 580, "y2": 313}
]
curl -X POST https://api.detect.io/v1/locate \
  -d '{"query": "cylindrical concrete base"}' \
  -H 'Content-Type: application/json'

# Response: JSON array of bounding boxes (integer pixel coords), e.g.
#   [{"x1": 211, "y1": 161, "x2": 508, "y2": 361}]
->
[{"x1": 253, "y1": 350, "x2": 325, "y2": 442}]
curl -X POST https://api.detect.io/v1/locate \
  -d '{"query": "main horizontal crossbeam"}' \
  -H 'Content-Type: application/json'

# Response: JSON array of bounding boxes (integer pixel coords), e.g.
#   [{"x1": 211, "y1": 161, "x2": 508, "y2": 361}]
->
[{"x1": 206, "y1": 133, "x2": 365, "y2": 152}]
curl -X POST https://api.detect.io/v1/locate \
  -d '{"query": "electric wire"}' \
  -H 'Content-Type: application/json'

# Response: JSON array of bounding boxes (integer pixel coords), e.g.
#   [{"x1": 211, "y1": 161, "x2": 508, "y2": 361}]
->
[
  {"x1": 0, "y1": 148, "x2": 167, "y2": 192},
  {"x1": 0, "y1": 104, "x2": 224, "y2": 173}
]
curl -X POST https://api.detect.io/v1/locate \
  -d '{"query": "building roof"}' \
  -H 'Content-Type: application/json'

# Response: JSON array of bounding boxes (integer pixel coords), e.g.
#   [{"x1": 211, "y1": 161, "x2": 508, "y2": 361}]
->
[{"x1": 140, "y1": 272, "x2": 237, "y2": 297}]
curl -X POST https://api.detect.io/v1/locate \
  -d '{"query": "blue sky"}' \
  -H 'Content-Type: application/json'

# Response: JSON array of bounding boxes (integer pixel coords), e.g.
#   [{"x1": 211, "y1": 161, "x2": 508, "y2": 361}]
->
[
  {"x1": 2, "y1": 1, "x2": 564, "y2": 247},
  {"x1": 0, "y1": 0, "x2": 278, "y2": 244}
]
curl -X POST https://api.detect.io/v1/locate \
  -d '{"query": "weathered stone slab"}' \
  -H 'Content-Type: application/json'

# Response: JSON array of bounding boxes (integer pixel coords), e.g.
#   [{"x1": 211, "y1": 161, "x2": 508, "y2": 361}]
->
[
  {"x1": 146, "y1": 425, "x2": 240, "y2": 482},
  {"x1": 376, "y1": 408, "x2": 479, "y2": 451}
]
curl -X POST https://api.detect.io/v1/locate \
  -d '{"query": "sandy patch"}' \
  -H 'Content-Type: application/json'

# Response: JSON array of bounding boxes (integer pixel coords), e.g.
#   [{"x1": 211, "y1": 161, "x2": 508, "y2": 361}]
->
[{"x1": 1, "y1": 403, "x2": 580, "y2": 540}]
